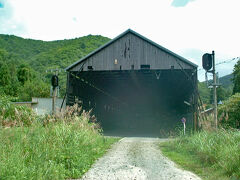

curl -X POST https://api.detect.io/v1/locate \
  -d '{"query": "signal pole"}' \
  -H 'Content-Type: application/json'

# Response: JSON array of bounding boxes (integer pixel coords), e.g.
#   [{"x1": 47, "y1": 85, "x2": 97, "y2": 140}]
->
[
  {"x1": 202, "y1": 51, "x2": 218, "y2": 129},
  {"x1": 52, "y1": 84, "x2": 57, "y2": 115},
  {"x1": 51, "y1": 70, "x2": 59, "y2": 115},
  {"x1": 212, "y1": 51, "x2": 218, "y2": 129}
]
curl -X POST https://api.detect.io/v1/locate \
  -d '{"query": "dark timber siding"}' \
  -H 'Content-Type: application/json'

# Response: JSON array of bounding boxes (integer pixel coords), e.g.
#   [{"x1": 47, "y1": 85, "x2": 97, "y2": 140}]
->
[
  {"x1": 70, "y1": 33, "x2": 192, "y2": 72},
  {"x1": 66, "y1": 29, "x2": 198, "y2": 136}
]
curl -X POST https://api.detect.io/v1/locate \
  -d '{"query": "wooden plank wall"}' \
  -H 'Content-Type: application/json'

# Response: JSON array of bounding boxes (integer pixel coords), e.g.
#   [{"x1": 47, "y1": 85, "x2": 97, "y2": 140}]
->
[{"x1": 70, "y1": 33, "x2": 193, "y2": 72}]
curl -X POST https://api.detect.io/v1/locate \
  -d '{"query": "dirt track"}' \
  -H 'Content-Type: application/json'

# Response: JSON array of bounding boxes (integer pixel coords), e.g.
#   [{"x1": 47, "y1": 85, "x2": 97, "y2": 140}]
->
[{"x1": 80, "y1": 137, "x2": 201, "y2": 180}]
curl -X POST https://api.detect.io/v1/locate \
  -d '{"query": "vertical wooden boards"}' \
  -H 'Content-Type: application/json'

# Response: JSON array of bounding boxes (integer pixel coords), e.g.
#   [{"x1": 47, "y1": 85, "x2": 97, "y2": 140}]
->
[{"x1": 70, "y1": 32, "x2": 193, "y2": 72}]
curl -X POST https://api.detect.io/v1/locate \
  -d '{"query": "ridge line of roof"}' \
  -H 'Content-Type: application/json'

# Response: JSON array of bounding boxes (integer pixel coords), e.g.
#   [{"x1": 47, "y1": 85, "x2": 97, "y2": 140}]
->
[{"x1": 65, "y1": 29, "x2": 197, "y2": 71}]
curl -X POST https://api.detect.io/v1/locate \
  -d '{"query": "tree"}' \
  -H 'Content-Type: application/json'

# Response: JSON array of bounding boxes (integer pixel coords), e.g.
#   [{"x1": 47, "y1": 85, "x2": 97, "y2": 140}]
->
[
  {"x1": 0, "y1": 49, "x2": 9, "y2": 61},
  {"x1": 0, "y1": 34, "x2": 110, "y2": 99},
  {"x1": 0, "y1": 62, "x2": 11, "y2": 86},
  {"x1": 19, "y1": 80, "x2": 49, "y2": 101},
  {"x1": 0, "y1": 51, "x2": 20, "y2": 96},
  {"x1": 17, "y1": 64, "x2": 33, "y2": 85},
  {"x1": 218, "y1": 93, "x2": 240, "y2": 129},
  {"x1": 233, "y1": 60, "x2": 240, "y2": 94}
]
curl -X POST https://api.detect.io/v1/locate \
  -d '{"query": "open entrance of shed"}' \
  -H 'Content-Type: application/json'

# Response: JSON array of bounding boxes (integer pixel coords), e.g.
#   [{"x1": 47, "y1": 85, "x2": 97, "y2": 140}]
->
[{"x1": 68, "y1": 69, "x2": 196, "y2": 137}]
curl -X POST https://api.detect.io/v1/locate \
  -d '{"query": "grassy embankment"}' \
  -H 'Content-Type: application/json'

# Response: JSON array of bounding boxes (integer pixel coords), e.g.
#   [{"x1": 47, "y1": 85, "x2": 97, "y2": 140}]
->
[
  {"x1": 0, "y1": 96, "x2": 118, "y2": 180},
  {"x1": 160, "y1": 129, "x2": 240, "y2": 180}
]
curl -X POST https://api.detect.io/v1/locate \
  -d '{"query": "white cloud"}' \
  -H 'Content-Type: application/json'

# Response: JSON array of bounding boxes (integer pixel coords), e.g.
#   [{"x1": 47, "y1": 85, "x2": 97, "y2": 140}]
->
[
  {"x1": 1, "y1": 0, "x2": 240, "y2": 80},
  {"x1": 0, "y1": 0, "x2": 25, "y2": 35}
]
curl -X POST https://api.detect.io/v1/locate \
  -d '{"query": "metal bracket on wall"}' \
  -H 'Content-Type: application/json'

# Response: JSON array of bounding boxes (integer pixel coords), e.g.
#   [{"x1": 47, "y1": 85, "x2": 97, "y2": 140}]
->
[{"x1": 155, "y1": 71, "x2": 161, "y2": 80}]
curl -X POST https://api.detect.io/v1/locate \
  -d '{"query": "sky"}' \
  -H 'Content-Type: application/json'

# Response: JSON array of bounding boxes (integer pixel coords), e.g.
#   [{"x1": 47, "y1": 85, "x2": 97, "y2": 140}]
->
[{"x1": 0, "y1": 0, "x2": 239, "y2": 81}]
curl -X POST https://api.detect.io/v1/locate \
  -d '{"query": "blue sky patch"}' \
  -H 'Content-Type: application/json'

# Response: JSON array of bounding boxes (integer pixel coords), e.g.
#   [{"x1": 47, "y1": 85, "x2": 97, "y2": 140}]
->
[{"x1": 171, "y1": 0, "x2": 194, "y2": 7}]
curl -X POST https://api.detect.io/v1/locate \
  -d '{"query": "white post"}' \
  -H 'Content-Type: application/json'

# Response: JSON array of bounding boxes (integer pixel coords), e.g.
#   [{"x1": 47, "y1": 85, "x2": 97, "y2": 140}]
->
[
  {"x1": 181, "y1": 117, "x2": 186, "y2": 135},
  {"x1": 183, "y1": 122, "x2": 186, "y2": 135}
]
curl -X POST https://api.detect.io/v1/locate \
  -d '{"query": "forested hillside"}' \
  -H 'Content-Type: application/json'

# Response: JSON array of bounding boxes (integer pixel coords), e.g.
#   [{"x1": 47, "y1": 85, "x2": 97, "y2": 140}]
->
[
  {"x1": 0, "y1": 34, "x2": 110, "y2": 71},
  {"x1": 219, "y1": 74, "x2": 233, "y2": 89},
  {"x1": 0, "y1": 34, "x2": 110, "y2": 100}
]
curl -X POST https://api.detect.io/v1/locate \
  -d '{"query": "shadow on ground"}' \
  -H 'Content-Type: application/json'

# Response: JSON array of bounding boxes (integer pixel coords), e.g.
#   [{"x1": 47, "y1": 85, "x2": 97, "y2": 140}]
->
[{"x1": 103, "y1": 128, "x2": 171, "y2": 138}]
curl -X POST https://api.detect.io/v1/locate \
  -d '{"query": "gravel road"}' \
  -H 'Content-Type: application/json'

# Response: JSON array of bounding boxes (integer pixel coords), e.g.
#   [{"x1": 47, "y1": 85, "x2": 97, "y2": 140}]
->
[{"x1": 80, "y1": 137, "x2": 201, "y2": 180}]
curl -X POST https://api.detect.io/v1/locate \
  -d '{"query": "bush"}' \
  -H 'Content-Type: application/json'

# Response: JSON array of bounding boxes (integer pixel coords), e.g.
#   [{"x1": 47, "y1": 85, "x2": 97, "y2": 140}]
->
[
  {"x1": 0, "y1": 103, "x2": 118, "y2": 179},
  {"x1": 162, "y1": 129, "x2": 240, "y2": 179},
  {"x1": 0, "y1": 95, "x2": 36, "y2": 127},
  {"x1": 218, "y1": 93, "x2": 240, "y2": 128}
]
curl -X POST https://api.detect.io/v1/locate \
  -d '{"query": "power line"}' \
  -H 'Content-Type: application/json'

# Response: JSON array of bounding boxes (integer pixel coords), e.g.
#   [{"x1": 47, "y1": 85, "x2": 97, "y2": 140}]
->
[
  {"x1": 216, "y1": 57, "x2": 240, "y2": 66},
  {"x1": 198, "y1": 56, "x2": 240, "y2": 72}
]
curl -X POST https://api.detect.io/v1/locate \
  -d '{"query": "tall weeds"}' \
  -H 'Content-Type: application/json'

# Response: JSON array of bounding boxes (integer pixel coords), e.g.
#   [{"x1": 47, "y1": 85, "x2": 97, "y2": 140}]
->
[
  {"x1": 0, "y1": 95, "x2": 35, "y2": 127},
  {"x1": 0, "y1": 97, "x2": 118, "y2": 179},
  {"x1": 164, "y1": 129, "x2": 240, "y2": 179}
]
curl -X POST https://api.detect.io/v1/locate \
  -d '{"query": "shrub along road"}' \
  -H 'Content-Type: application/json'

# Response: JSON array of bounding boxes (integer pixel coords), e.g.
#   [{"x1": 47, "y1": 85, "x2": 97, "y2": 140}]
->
[{"x1": 80, "y1": 137, "x2": 201, "y2": 180}]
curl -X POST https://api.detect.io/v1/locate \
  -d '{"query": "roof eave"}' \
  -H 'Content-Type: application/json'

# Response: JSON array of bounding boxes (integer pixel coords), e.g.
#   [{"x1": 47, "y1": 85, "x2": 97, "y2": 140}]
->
[{"x1": 65, "y1": 29, "x2": 198, "y2": 71}]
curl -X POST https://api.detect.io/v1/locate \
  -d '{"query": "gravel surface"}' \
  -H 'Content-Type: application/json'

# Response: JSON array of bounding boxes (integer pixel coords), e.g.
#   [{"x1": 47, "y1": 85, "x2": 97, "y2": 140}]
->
[{"x1": 80, "y1": 137, "x2": 201, "y2": 180}]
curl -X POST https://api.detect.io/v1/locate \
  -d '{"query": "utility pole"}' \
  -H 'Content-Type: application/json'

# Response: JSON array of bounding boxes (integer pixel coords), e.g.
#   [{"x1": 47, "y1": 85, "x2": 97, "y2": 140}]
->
[
  {"x1": 212, "y1": 51, "x2": 218, "y2": 129},
  {"x1": 202, "y1": 51, "x2": 218, "y2": 129},
  {"x1": 52, "y1": 85, "x2": 57, "y2": 115},
  {"x1": 51, "y1": 70, "x2": 59, "y2": 115}
]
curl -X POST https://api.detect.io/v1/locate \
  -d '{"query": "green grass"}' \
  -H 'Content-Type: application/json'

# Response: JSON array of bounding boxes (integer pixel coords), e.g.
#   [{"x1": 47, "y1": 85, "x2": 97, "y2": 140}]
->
[
  {"x1": 0, "y1": 123, "x2": 118, "y2": 180},
  {"x1": 160, "y1": 129, "x2": 240, "y2": 180},
  {"x1": 0, "y1": 99, "x2": 119, "y2": 180}
]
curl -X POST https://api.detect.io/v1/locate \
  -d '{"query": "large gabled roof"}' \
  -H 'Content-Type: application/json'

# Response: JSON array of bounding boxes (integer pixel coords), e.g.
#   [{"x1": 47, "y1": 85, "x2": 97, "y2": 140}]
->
[{"x1": 66, "y1": 29, "x2": 198, "y2": 71}]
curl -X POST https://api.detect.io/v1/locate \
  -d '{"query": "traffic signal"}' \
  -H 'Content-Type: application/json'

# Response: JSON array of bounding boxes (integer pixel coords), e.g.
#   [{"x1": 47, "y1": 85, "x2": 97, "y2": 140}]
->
[
  {"x1": 51, "y1": 75, "x2": 58, "y2": 88},
  {"x1": 202, "y1": 53, "x2": 213, "y2": 71}
]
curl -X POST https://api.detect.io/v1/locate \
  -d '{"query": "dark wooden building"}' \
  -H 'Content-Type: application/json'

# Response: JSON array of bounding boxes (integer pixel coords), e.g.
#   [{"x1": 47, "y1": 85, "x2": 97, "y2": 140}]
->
[{"x1": 66, "y1": 29, "x2": 198, "y2": 136}]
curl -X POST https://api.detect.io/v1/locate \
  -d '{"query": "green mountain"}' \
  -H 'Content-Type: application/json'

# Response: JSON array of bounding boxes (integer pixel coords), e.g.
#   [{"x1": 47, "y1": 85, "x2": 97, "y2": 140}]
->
[
  {"x1": 0, "y1": 34, "x2": 110, "y2": 72},
  {"x1": 219, "y1": 74, "x2": 233, "y2": 89},
  {"x1": 0, "y1": 34, "x2": 110, "y2": 100}
]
